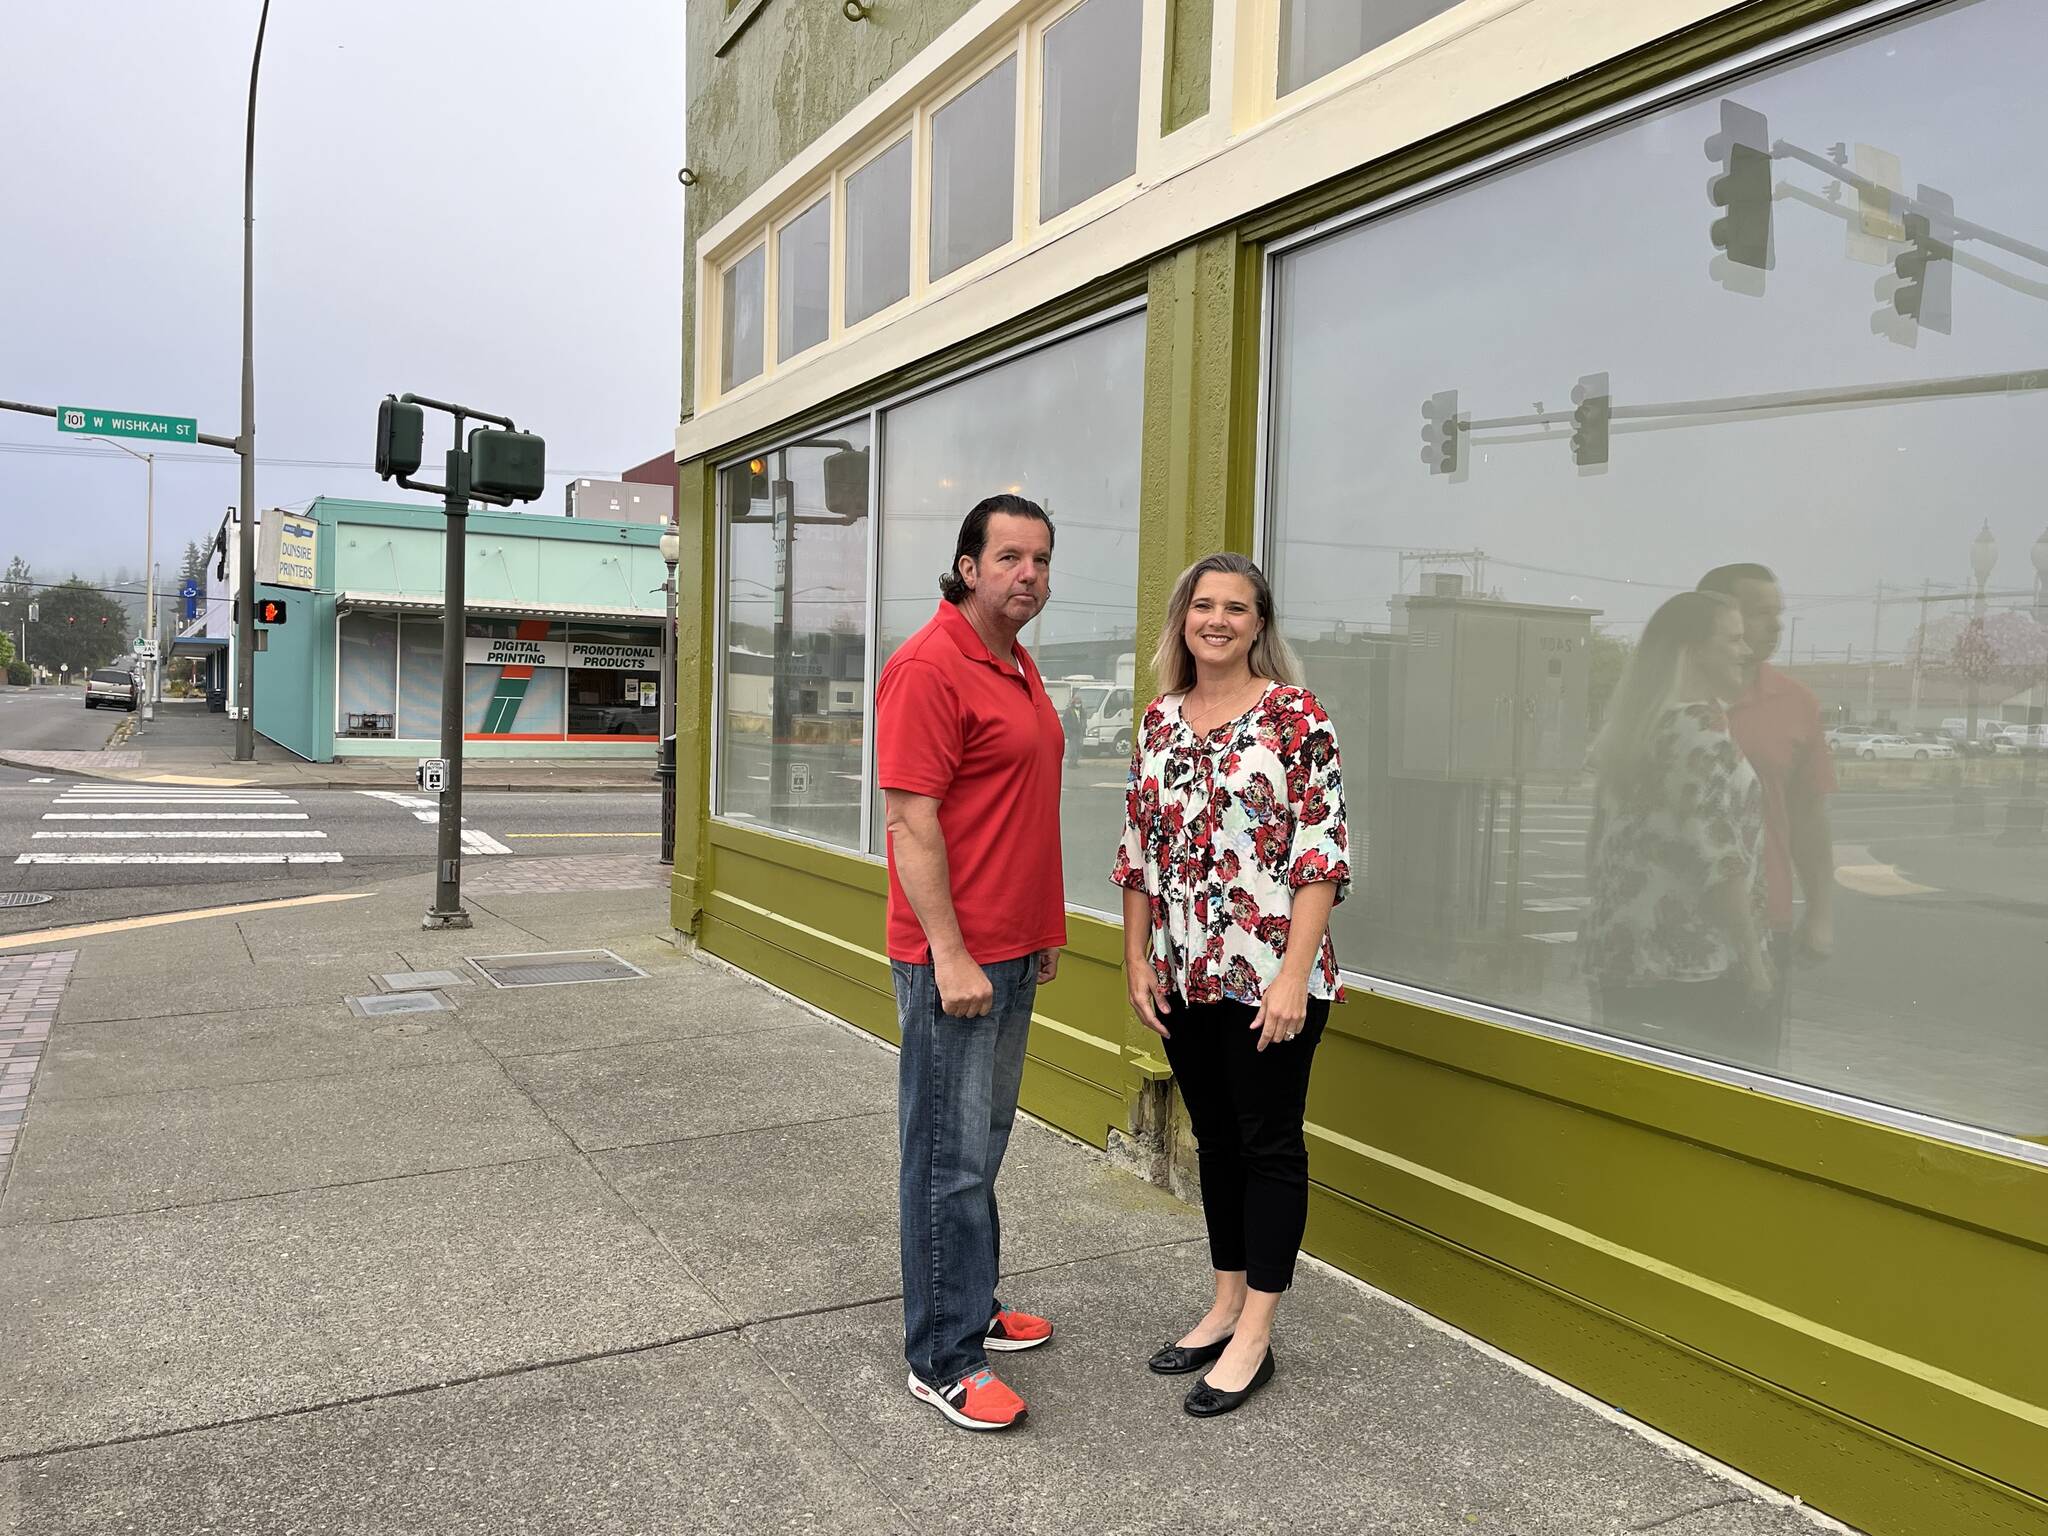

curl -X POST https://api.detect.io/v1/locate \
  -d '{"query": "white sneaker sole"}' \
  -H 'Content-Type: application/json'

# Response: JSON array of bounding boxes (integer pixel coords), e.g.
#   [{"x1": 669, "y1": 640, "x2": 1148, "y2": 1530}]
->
[
  {"x1": 983, "y1": 1329, "x2": 1051, "y2": 1353},
  {"x1": 907, "y1": 1372, "x2": 1026, "y2": 1431}
]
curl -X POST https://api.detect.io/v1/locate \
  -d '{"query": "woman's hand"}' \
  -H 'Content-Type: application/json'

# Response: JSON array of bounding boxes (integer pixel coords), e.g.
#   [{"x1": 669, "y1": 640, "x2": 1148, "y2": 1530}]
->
[
  {"x1": 1126, "y1": 956, "x2": 1172, "y2": 1039},
  {"x1": 1251, "y1": 972, "x2": 1309, "y2": 1052}
]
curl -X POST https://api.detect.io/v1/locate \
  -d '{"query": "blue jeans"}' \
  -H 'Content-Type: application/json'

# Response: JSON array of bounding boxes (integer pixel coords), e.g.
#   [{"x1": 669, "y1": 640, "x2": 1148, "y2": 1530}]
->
[{"x1": 893, "y1": 955, "x2": 1036, "y2": 1389}]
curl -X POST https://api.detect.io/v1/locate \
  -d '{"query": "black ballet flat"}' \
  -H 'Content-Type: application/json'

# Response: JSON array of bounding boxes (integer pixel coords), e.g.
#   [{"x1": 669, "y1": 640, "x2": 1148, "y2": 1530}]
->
[
  {"x1": 1147, "y1": 1334, "x2": 1232, "y2": 1375},
  {"x1": 1183, "y1": 1348, "x2": 1275, "y2": 1417}
]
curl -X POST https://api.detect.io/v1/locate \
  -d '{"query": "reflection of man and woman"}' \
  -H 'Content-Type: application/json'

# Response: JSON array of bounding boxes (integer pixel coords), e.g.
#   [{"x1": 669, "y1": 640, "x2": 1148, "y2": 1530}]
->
[
  {"x1": 1584, "y1": 589, "x2": 1773, "y2": 1054},
  {"x1": 877, "y1": 500, "x2": 1349, "y2": 1431}
]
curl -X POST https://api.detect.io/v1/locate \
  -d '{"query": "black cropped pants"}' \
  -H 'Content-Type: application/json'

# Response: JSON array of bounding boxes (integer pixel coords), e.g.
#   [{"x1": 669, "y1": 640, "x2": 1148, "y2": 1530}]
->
[{"x1": 1160, "y1": 994, "x2": 1329, "y2": 1294}]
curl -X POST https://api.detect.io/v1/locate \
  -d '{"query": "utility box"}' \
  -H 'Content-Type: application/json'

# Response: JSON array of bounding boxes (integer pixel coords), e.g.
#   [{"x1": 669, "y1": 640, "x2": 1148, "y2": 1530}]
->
[
  {"x1": 1390, "y1": 594, "x2": 1599, "y2": 782},
  {"x1": 565, "y1": 478, "x2": 674, "y2": 525}
]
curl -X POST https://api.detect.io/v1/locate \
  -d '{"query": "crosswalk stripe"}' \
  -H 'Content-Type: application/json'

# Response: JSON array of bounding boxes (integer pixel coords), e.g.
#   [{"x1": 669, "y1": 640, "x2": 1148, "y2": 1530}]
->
[
  {"x1": 461, "y1": 829, "x2": 513, "y2": 855},
  {"x1": 33, "y1": 830, "x2": 330, "y2": 839},
  {"x1": 15, "y1": 852, "x2": 346, "y2": 865},
  {"x1": 41, "y1": 813, "x2": 310, "y2": 820}
]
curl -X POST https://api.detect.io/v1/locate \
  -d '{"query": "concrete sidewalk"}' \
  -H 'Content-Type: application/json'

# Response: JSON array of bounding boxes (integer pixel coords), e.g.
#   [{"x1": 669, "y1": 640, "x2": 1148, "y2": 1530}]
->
[
  {"x1": 0, "y1": 873, "x2": 1844, "y2": 1535},
  {"x1": 0, "y1": 697, "x2": 658, "y2": 791}
]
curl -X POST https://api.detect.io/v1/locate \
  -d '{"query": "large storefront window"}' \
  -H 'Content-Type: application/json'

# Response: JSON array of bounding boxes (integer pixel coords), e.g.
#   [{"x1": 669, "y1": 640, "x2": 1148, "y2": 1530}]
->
[
  {"x1": 718, "y1": 420, "x2": 874, "y2": 849},
  {"x1": 1266, "y1": 0, "x2": 2048, "y2": 1142},
  {"x1": 875, "y1": 312, "x2": 1144, "y2": 911},
  {"x1": 337, "y1": 613, "x2": 397, "y2": 738}
]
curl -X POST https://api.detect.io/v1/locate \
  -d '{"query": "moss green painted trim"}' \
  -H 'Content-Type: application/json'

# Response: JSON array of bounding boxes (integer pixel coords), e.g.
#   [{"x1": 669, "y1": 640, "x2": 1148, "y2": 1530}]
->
[
  {"x1": 1160, "y1": 0, "x2": 1213, "y2": 136},
  {"x1": 1305, "y1": 1185, "x2": 2048, "y2": 1536},
  {"x1": 1239, "y1": 0, "x2": 1883, "y2": 248},
  {"x1": 670, "y1": 457, "x2": 716, "y2": 935}
]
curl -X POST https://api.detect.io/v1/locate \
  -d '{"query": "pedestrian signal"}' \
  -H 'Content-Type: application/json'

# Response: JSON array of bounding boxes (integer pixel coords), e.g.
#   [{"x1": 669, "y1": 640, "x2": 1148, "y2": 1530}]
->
[{"x1": 258, "y1": 598, "x2": 288, "y2": 625}]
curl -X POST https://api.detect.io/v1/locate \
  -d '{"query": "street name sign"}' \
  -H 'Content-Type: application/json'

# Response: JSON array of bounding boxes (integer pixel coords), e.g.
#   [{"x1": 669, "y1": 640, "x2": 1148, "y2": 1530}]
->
[{"x1": 57, "y1": 406, "x2": 199, "y2": 444}]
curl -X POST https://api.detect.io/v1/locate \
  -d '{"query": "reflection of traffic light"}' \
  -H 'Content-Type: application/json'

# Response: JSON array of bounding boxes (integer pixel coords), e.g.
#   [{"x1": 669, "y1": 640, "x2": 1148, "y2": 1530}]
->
[
  {"x1": 1705, "y1": 100, "x2": 1773, "y2": 296},
  {"x1": 258, "y1": 599, "x2": 287, "y2": 625},
  {"x1": 1418, "y1": 390, "x2": 1463, "y2": 479},
  {"x1": 1570, "y1": 372, "x2": 1610, "y2": 470},
  {"x1": 1891, "y1": 188, "x2": 1953, "y2": 333}
]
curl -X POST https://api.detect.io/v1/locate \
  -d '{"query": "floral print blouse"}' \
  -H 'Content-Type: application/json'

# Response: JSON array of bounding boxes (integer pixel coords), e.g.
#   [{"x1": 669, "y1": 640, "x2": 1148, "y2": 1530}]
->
[
  {"x1": 1111, "y1": 683, "x2": 1350, "y2": 1006},
  {"x1": 1583, "y1": 703, "x2": 1764, "y2": 986}
]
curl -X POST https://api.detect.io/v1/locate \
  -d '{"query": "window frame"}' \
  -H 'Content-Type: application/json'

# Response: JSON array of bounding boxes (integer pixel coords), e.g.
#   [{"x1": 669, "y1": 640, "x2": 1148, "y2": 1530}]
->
[
  {"x1": 1251, "y1": 0, "x2": 2043, "y2": 1167},
  {"x1": 922, "y1": 43, "x2": 1025, "y2": 292},
  {"x1": 711, "y1": 296, "x2": 1147, "y2": 874},
  {"x1": 838, "y1": 127, "x2": 919, "y2": 338},
  {"x1": 773, "y1": 187, "x2": 835, "y2": 365},
  {"x1": 717, "y1": 236, "x2": 770, "y2": 395},
  {"x1": 1030, "y1": 0, "x2": 1148, "y2": 236}
]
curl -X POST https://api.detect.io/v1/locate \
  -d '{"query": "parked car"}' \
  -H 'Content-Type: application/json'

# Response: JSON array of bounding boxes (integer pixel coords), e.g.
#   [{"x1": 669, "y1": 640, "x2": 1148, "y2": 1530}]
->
[
  {"x1": 83, "y1": 667, "x2": 138, "y2": 711},
  {"x1": 1829, "y1": 731, "x2": 1881, "y2": 757}
]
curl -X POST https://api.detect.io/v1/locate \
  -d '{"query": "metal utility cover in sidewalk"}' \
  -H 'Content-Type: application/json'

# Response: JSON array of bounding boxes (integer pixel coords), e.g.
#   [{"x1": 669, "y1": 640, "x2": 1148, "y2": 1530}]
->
[
  {"x1": 378, "y1": 969, "x2": 472, "y2": 992},
  {"x1": 466, "y1": 950, "x2": 648, "y2": 988},
  {"x1": 346, "y1": 992, "x2": 453, "y2": 1018},
  {"x1": 0, "y1": 893, "x2": 54, "y2": 909}
]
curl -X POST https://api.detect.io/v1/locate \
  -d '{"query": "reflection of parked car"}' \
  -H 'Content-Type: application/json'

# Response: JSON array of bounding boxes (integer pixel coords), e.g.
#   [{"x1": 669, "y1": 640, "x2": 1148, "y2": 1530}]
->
[
  {"x1": 84, "y1": 668, "x2": 138, "y2": 711},
  {"x1": 1852, "y1": 734, "x2": 1951, "y2": 761},
  {"x1": 1829, "y1": 731, "x2": 1879, "y2": 756},
  {"x1": 569, "y1": 701, "x2": 658, "y2": 735}
]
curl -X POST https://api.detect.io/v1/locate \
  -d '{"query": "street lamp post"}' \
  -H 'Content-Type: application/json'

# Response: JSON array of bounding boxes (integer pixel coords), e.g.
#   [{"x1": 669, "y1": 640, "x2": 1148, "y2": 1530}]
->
[
  {"x1": 234, "y1": 0, "x2": 272, "y2": 761},
  {"x1": 657, "y1": 522, "x2": 680, "y2": 866},
  {"x1": 1965, "y1": 520, "x2": 1998, "y2": 744},
  {"x1": 83, "y1": 435, "x2": 157, "y2": 722}
]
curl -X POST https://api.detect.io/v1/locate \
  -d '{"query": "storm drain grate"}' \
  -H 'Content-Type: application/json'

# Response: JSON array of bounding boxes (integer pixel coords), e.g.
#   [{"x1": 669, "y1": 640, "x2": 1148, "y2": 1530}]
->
[
  {"x1": 346, "y1": 991, "x2": 452, "y2": 1019},
  {"x1": 0, "y1": 893, "x2": 54, "y2": 909},
  {"x1": 467, "y1": 949, "x2": 648, "y2": 988}
]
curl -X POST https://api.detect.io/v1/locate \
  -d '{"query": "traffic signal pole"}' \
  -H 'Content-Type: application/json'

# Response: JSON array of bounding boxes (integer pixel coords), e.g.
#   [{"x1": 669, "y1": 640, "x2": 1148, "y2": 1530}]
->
[{"x1": 429, "y1": 431, "x2": 473, "y2": 928}]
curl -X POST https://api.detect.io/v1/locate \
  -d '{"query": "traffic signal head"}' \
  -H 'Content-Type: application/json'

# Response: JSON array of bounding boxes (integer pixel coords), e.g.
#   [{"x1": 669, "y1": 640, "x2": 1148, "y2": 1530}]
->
[
  {"x1": 375, "y1": 397, "x2": 425, "y2": 480},
  {"x1": 469, "y1": 428, "x2": 547, "y2": 503},
  {"x1": 1417, "y1": 391, "x2": 1463, "y2": 479},
  {"x1": 1570, "y1": 372, "x2": 1611, "y2": 472},
  {"x1": 258, "y1": 598, "x2": 287, "y2": 625},
  {"x1": 822, "y1": 447, "x2": 870, "y2": 521},
  {"x1": 1704, "y1": 100, "x2": 1773, "y2": 294}
]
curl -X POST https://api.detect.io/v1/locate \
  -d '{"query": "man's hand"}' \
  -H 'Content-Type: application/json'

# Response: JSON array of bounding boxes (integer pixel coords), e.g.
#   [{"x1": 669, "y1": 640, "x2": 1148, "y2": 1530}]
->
[
  {"x1": 1036, "y1": 948, "x2": 1061, "y2": 985},
  {"x1": 1797, "y1": 909, "x2": 1834, "y2": 962},
  {"x1": 935, "y1": 951, "x2": 995, "y2": 1018}
]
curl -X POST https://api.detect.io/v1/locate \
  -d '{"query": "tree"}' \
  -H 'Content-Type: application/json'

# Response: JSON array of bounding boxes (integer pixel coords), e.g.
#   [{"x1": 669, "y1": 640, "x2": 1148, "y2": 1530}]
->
[
  {"x1": 27, "y1": 578, "x2": 132, "y2": 678},
  {"x1": 181, "y1": 540, "x2": 208, "y2": 586}
]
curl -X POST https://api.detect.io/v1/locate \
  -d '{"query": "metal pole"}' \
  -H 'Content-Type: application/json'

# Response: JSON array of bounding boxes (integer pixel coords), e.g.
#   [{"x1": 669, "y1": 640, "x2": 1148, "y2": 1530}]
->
[
  {"x1": 1864, "y1": 580, "x2": 1881, "y2": 725},
  {"x1": 425, "y1": 429, "x2": 472, "y2": 929},
  {"x1": 143, "y1": 454, "x2": 156, "y2": 721},
  {"x1": 235, "y1": 0, "x2": 271, "y2": 761}
]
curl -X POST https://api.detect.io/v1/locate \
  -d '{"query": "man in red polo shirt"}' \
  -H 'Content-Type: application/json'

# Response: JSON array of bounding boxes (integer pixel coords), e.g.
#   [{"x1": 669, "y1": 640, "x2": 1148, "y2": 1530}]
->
[
  {"x1": 1699, "y1": 563, "x2": 1836, "y2": 1068},
  {"x1": 878, "y1": 494, "x2": 1067, "y2": 1431}
]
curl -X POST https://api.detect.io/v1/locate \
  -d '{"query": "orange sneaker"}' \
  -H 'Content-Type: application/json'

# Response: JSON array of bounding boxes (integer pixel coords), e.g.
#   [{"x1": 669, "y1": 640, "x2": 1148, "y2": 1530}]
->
[
  {"x1": 985, "y1": 1307, "x2": 1053, "y2": 1352},
  {"x1": 908, "y1": 1367, "x2": 1027, "y2": 1431}
]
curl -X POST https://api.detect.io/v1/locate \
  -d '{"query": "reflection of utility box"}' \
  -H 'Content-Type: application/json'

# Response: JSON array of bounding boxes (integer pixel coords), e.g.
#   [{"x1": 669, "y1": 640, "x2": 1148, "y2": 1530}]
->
[{"x1": 1392, "y1": 594, "x2": 1598, "y2": 782}]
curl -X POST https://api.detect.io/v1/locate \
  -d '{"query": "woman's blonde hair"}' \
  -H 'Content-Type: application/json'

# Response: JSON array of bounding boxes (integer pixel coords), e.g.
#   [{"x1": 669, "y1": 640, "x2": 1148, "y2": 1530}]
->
[
  {"x1": 1590, "y1": 589, "x2": 1738, "y2": 795},
  {"x1": 1149, "y1": 553, "x2": 1303, "y2": 696}
]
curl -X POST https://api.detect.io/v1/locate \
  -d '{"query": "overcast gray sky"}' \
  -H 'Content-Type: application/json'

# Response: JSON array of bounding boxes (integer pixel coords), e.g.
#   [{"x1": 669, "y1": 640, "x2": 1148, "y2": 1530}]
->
[{"x1": 0, "y1": 1, "x2": 684, "y2": 592}]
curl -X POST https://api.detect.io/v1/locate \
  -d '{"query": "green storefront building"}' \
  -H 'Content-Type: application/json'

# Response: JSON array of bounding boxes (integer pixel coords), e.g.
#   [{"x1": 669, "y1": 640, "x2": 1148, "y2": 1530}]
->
[{"x1": 665, "y1": 2, "x2": 2048, "y2": 1530}]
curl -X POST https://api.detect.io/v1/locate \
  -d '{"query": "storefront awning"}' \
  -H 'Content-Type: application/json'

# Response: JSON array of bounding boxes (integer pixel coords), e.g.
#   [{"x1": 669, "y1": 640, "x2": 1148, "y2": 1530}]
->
[{"x1": 335, "y1": 591, "x2": 662, "y2": 625}]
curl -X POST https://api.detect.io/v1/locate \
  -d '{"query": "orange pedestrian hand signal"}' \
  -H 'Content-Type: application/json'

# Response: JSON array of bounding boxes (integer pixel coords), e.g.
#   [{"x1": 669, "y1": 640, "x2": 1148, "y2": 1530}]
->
[{"x1": 258, "y1": 599, "x2": 288, "y2": 625}]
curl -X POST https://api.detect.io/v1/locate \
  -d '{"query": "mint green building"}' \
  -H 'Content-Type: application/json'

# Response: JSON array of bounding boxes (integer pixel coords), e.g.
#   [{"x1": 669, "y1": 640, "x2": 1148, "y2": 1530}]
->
[
  {"x1": 251, "y1": 497, "x2": 669, "y2": 763},
  {"x1": 666, "y1": 3, "x2": 2048, "y2": 1531}
]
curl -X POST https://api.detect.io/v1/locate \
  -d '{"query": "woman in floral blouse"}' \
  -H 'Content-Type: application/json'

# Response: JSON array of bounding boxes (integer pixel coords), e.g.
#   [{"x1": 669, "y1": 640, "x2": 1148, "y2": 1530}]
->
[
  {"x1": 1584, "y1": 589, "x2": 1771, "y2": 1059},
  {"x1": 1111, "y1": 552, "x2": 1348, "y2": 1419}
]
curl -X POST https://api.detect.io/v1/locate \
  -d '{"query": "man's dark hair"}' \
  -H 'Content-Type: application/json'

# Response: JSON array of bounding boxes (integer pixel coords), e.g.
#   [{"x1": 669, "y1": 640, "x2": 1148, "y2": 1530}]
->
[
  {"x1": 939, "y1": 493, "x2": 1054, "y2": 604},
  {"x1": 1698, "y1": 562, "x2": 1778, "y2": 596}
]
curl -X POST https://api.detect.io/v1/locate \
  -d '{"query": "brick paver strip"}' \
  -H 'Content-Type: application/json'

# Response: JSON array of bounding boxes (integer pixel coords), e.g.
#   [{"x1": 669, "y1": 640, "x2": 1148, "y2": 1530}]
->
[
  {"x1": 0, "y1": 750, "x2": 144, "y2": 772},
  {"x1": 0, "y1": 950, "x2": 73, "y2": 1195},
  {"x1": 465, "y1": 854, "x2": 668, "y2": 896}
]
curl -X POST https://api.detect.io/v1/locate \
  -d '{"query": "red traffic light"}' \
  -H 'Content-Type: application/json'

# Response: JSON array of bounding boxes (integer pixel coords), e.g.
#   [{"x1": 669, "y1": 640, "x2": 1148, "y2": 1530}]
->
[{"x1": 258, "y1": 599, "x2": 287, "y2": 625}]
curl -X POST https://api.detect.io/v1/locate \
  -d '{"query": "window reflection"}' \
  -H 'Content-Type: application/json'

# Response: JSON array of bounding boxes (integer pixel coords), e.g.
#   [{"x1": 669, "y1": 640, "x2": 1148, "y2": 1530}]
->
[
  {"x1": 874, "y1": 313, "x2": 1145, "y2": 912},
  {"x1": 722, "y1": 245, "x2": 765, "y2": 391},
  {"x1": 846, "y1": 138, "x2": 913, "y2": 326},
  {"x1": 930, "y1": 57, "x2": 1018, "y2": 280},
  {"x1": 719, "y1": 420, "x2": 873, "y2": 850},
  {"x1": 1277, "y1": 0, "x2": 1459, "y2": 97},
  {"x1": 1040, "y1": 0, "x2": 1143, "y2": 220},
  {"x1": 1267, "y1": 0, "x2": 2048, "y2": 1138}
]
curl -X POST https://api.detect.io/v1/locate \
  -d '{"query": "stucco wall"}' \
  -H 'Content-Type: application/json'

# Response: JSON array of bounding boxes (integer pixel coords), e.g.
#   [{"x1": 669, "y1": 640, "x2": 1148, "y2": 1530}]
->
[{"x1": 682, "y1": 0, "x2": 981, "y2": 411}]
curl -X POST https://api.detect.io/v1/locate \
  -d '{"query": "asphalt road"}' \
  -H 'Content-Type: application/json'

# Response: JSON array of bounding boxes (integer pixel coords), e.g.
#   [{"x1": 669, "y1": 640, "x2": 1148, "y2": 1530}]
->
[{"x1": 0, "y1": 684, "x2": 125, "y2": 753}]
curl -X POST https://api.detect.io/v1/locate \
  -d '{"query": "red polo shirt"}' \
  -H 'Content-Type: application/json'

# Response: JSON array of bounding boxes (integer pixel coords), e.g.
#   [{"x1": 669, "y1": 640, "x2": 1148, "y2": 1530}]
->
[
  {"x1": 1727, "y1": 661, "x2": 1836, "y2": 932},
  {"x1": 876, "y1": 602, "x2": 1067, "y2": 965}
]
